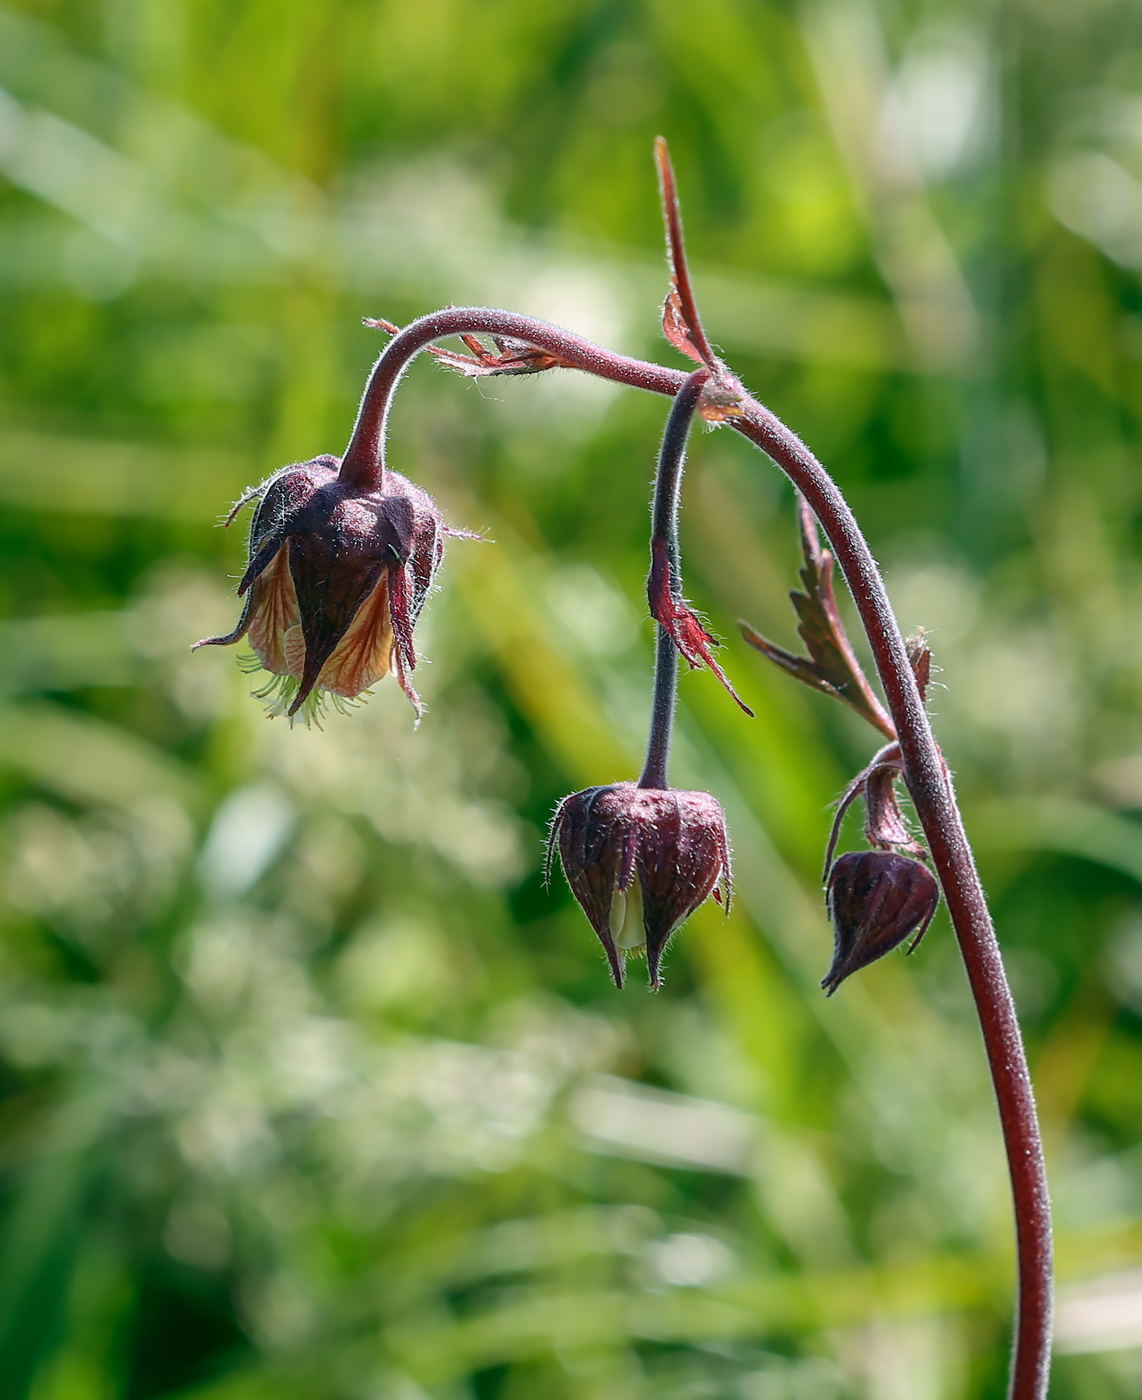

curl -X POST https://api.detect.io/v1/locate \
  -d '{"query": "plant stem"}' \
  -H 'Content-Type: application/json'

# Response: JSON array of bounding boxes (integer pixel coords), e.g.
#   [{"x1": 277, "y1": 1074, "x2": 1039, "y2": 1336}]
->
[
  {"x1": 639, "y1": 368, "x2": 709, "y2": 790},
  {"x1": 339, "y1": 309, "x2": 682, "y2": 492},
  {"x1": 339, "y1": 305, "x2": 1052, "y2": 1398},
  {"x1": 732, "y1": 403, "x2": 1052, "y2": 1400}
]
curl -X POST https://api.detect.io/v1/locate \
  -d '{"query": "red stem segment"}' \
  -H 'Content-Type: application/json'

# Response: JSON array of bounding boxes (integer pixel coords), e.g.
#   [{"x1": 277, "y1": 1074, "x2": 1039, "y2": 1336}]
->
[
  {"x1": 340, "y1": 307, "x2": 1052, "y2": 1398},
  {"x1": 732, "y1": 403, "x2": 1052, "y2": 1400},
  {"x1": 339, "y1": 310, "x2": 682, "y2": 492}
]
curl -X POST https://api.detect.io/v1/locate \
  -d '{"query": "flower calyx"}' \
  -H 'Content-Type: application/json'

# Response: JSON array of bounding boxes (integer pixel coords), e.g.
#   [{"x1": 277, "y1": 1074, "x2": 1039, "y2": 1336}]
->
[
  {"x1": 195, "y1": 455, "x2": 458, "y2": 723},
  {"x1": 823, "y1": 850, "x2": 940, "y2": 995},
  {"x1": 547, "y1": 781, "x2": 731, "y2": 990},
  {"x1": 823, "y1": 741, "x2": 928, "y2": 878}
]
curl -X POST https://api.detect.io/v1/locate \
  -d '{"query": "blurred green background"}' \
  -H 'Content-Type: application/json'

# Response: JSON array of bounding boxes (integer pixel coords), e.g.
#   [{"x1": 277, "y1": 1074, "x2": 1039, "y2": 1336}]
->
[{"x1": 1, "y1": 0, "x2": 1141, "y2": 1396}]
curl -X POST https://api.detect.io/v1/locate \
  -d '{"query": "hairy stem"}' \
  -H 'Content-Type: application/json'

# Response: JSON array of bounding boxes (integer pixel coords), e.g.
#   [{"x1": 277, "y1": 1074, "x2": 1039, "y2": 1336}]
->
[
  {"x1": 639, "y1": 368, "x2": 709, "y2": 790},
  {"x1": 339, "y1": 309, "x2": 682, "y2": 491},
  {"x1": 732, "y1": 404, "x2": 1052, "y2": 1400},
  {"x1": 340, "y1": 304, "x2": 1052, "y2": 1398}
]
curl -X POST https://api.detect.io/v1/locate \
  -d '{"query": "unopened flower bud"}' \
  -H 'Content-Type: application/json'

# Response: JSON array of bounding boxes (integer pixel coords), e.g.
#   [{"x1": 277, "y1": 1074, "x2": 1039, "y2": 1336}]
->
[
  {"x1": 823, "y1": 851, "x2": 939, "y2": 996},
  {"x1": 195, "y1": 457, "x2": 447, "y2": 722},
  {"x1": 548, "y1": 782, "x2": 731, "y2": 990}
]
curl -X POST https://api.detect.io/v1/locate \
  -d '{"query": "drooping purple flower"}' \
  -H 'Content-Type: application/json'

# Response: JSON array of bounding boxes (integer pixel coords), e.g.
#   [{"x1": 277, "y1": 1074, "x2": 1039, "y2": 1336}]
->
[
  {"x1": 195, "y1": 456, "x2": 451, "y2": 722},
  {"x1": 548, "y1": 782, "x2": 731, "y2": 989},
  {"x1": 823, "y1": 850, "x2": 939, "y2": 996}
]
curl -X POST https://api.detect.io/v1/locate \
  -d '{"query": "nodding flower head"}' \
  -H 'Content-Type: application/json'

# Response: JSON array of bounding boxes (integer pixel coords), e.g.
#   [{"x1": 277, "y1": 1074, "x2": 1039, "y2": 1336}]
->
[
  {"x1": 823, "y1": 850, "x2": 939, "y2": 996},
  {"x1": 547, "y1": 782, "x2": 731, "y2": 990},
  {"x1": 195, "y1": 456, "x2": 448, "y2": 722}
]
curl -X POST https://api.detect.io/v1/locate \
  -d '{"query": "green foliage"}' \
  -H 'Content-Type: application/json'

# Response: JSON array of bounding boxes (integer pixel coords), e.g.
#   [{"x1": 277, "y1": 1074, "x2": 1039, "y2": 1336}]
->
[{"x1": 1, "y1": 0, "x2": 1141, "y2": 1396}]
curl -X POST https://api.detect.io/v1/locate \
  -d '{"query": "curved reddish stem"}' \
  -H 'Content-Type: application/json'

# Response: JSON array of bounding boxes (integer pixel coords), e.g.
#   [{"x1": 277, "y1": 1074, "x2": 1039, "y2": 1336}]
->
[
  {"x1": 340, "y1": 306, "x2": 1052, "y2": 1398},
  {"x1": 732, "y1": 404, "x2": 1051, "y2": 1400},
  {"x1": 340, "y1": 310, "x2": 682, "y2": 491}
]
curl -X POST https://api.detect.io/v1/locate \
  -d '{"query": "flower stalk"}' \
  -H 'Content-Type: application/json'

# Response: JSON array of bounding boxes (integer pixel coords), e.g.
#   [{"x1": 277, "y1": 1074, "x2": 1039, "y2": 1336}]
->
[
  {"x1": 639, "y1": 367, "x2": 708, "y2": 790},
  {"x1": 222, "y1": 143, "x2": 1051, "y2": 1397},
  {"x1": 547, "y1": 367, "x2": 732, "y2": 990},
  {"x1": 734, "y1": 397, "x2": 1053, "y2": 1400},
  {"x1": 335, "y1": 298, "x2": 1051, "y2": 1398}
]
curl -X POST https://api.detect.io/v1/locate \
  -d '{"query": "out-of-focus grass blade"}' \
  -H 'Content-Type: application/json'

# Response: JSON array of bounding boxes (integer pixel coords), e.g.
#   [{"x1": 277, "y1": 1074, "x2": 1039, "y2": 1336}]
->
[
  {"x1": 0, "y1": 612, "x2": 140, "y2": 694},
  {"x1": 0, "y1": 701, "x2": 202, "y2": 812},
  {"x1": 972, "y1": 798, "x2": 1142, "y2": 886},
  {"x1": 0, "y1": 1145, "x2": 97, "y2": 1399},
  {"x1": 0, "y1": 433, "x2": 248, "y2": 523}
]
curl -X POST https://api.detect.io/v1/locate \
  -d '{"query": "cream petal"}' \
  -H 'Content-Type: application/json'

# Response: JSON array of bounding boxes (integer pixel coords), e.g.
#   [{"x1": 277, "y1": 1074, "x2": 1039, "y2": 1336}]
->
[
  {"x1": 283, "y1": 625, "x2": 306, "y2": 679},
  {"x1": 316, "y1": 575, "x2": 395, "y2": 698},
  {"x1": 247, "y1": 548, "x2": 302, "y2": 676},
  {"x1": 612, "y1": 883, "x2": 646, "y2": 953}
]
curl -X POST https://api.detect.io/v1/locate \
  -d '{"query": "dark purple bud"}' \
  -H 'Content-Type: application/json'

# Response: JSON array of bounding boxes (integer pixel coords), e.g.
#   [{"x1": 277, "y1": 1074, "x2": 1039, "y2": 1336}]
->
[
  {"x1": 547, "y1": 782, "x2": 731, "y2": 990},
  {"x1": 194, "y1": 457, "x2": 451, "y2": 723},
  {"x1": 823, "y1": 851, "x2": 939, "y2": 996}
]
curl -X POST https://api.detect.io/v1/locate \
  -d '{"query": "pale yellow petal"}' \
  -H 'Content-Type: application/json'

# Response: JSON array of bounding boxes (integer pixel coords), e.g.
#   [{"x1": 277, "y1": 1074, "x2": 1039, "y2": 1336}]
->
[
  {"x1": 316, "y1": 575, "x2": 395, "y2": 698},
  {"x1": 283, "y1": 625, "x2": 306, "y2": 678},
  {"x1": 247, "y1": 548, "x2": 301, "y2": 676},
  {"x1": 611, "y1": 882, "x2": 646, "y2": 953}
]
